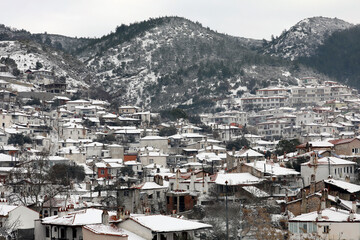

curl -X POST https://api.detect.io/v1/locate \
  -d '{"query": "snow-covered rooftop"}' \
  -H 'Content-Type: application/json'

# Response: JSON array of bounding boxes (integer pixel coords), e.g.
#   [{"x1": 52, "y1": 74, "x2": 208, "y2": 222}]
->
[
  {"x1": 126, "y1": 215, "x2": 212, "y2": 232},
  {"x1": 215, "y1": 173, "x2": 262, "y2": 186}
]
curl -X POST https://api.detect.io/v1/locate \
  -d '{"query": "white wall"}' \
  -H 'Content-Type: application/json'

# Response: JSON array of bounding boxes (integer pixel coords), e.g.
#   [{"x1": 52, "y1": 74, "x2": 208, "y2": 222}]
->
[
  {"x1": 8, "y1": 206, "x2": 39, "y2": 229},
  {"x1": 301, "y1": 164, "x2": 356, "y2": 186},
  {"x1": 119, "y1": 219, "x2": 153, "y2": 240},
  {"x1": 317, "y1": 222, "x2": 360, "y2": 240}
]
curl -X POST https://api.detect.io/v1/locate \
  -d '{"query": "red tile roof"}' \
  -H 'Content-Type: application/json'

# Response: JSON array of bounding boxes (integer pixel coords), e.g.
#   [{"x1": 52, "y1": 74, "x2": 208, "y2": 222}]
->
[{"x1": 328, "y1": 138, "x2": 356, "y2": 145}]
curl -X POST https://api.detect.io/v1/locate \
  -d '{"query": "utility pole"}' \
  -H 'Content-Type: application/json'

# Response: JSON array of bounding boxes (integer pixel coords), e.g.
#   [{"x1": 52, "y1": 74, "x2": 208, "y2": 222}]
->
[
  {"x1": 239, "y1": 200, "x2": 242, "y2": 240},
  {"x1": 225, "y1": 180, "x2": 229, "y2": 240}
]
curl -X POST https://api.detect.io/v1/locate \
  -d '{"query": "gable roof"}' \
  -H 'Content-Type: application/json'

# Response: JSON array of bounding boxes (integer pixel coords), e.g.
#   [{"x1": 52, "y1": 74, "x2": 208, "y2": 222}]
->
[
  {"x1": 0, "y1": 205, "x2": 18, "y2": 216},
  {"x1": 329, "y1": 138, "x2": 358, "y2": 145},
  {"x1": 42, "y1": 208, "x2": 105, "y2": 226},
  {"x1": 302, "y1": 156, "x2": 356, "y2": 166},
  {"x1": 290, "y1": 208, "x2": 360, "y2": 222},
  {"x1": 124, "y1": 215, "x2": 212, "y2": 233},
  {"x1": 215, "y1": 173, "x2": 262, "y2": 186},
  {"x1": 324, "y1": 179, "x2": 360, "y2": 193},
  {"x1": 297, "y1": 141, "x2": 334, "y2": 149}
]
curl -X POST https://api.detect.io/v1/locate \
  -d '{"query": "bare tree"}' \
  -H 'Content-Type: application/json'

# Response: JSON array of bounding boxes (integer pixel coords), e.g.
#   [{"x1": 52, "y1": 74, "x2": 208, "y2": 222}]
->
[
  {"x1": 6, "y1": 151, "x2": 67, "y2": 214},
  {"x1": 0, "y1": 215, "x2": 21, "y2": 239}
]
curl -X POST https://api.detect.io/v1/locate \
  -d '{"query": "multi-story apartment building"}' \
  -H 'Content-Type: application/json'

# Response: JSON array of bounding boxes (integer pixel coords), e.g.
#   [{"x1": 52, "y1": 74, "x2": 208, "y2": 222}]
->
[
  {"x1": 257, "y1": 120, "x2": 291, "y2": 140},
  {"x1": 241, "y1": 96, "x2": 288, "y2": 110},
  {"x1": 291, "y1": 84, "x2": 355, "y2": 107},
  {"x1": 256, "y1": 87, "x2": 290, "y2": 97}
]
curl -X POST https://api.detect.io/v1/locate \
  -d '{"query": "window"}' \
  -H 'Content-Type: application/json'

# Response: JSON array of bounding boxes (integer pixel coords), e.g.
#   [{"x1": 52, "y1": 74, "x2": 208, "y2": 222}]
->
[
  {"x1": 46, "y1": 226, "x2": 50, "y2": 237},
  {"x1": 301, "y1": 223, "x2": 307, "y2": 233},
  {"x1": 124, "y1": 191, "x2": 129, "y2": 196},
  {"x1": 73, "y1": 229, "x2": 77, "y2": 238},
  {"x1": 157, "y1": 191, "x2": 160, "y2": 198},
  {"x1": 100, "y1": 169, "x2": 105, "y2": 175},
  {"x1": 323, "y1": 225, "x2": 329, "y2": 233},
  {"x1": 61, "y1": 228, "x2": 65, "y2": 238}
]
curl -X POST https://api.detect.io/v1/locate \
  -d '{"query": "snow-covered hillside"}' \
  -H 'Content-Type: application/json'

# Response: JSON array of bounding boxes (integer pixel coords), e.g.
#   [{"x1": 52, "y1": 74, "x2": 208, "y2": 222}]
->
[
  {"x1": 0, "y1": 41, "x2": 89, "y2": 89},
  {"x1": 80, "y1": 17, "x2": 329, "y2": 111},
  {"x1": 263, "y1": 17, "x2": 353, "y2": 60}
]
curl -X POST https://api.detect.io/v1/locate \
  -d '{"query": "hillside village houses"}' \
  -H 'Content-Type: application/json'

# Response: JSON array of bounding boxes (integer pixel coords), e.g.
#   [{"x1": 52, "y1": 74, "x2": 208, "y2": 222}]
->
[{"x1": 3, "y1": 64, "x2": 360, "y2": 239}]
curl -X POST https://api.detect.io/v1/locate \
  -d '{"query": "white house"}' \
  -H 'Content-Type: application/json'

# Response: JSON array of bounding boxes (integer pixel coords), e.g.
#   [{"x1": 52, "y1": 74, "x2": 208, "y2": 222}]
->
[
  {"x1": 61, "y1": 123, "x2": 87, "y2": 140},
  {"x1": 289, "y1": 207, "x2": 360, "y2": 240},
  {"x1": 66, "y1": 99, "x2": 90, "y2": 112},
  {"x1": 140, "y1": 136, "x2": 169, "y2": 153},
  {"x1": 301, "y1": 156, "x2": 357, "y2": 186},
  {"x1": 139, "y1": 151, "x2": 169, "y2": 166},
  {"x1": 0, "y1": 204, "x2": 39, "y2": 239},
  {"x1": 118, "y1": 214, "x2": 212, "y2": 240},
  {"x1": 35, "y1": 208, "x2": 108, "y2": 240}
]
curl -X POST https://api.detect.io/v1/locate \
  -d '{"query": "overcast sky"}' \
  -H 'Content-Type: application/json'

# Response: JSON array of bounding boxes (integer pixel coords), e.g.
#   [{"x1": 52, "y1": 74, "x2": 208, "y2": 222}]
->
[{"x1": 1, "y1": 0, "x2": 360, "y2": 40}]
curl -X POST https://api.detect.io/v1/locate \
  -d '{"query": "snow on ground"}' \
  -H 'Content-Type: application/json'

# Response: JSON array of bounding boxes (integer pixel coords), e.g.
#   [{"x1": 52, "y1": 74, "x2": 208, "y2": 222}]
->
[
  {"x1": 9, "y1": 83, "x2": 33, "y2": 92},
  {"x1": 282, "y1": 71, "x2": 291, "y2": 77}
]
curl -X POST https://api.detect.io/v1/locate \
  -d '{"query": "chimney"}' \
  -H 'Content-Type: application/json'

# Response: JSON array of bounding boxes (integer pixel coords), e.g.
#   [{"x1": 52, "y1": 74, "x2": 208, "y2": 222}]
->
[
  {"x1": 204, "y1": 173, "x2": 210, "y2": 193},
  {"x1": 58, "y1": 207, "x2": 66, "y2": 217},
  {"x1": 124, "y1": 210, "x2": 130, "y2": 219},
  {"x1": 86, "y1": 181, "x2": 91, "y2": 191},
  {"x1": 67, "y1": 204, "x2": 74, "y2": 212},
  {"x1": 310, "y1": 154, "x2": 314, "y2": 165},
  {"x1": 175, "y1": 169, "x2": 181, "y2": 190},
  {"x1": 237, "y1": 159, "x2": 241, "y2": 172},
  {"x1": 301, "y1": 189, "x2": 307, "y2": 214},
  {"x1": 322, "y1": 189, "x2": 329, "y2": 208},
  {"x1": 190, "y1": 173, "x2": 196, "y2": 192},
  {"x1": 117, "y1": 207, "x2": 123, "y2": 220},
  {"x1": 345, "y1": 175, "x2": 350, "y2": 183},
  {"x1": 349, "y1": 209, "x2": 355, "y2": 221},
  {"x1": 352, "y1": 201, "x2": 357, "y2": 213},
  {"x1": 0, "y1": 199, "x2": 7, "y2": 205},
  {"x1": 310, "y1": 174, "x2": 316, "y2": 194},
  {"x1": 171, "y1": 209, "x2": 177, "y2": 217},
  {"x1": 144, "y1": 208, "x2": 151, "y2": 216},
  {"x1": 102, "y1": 210, "x2": 109, "y2": 225},
  {"x1": 320, "y1": 199, "x2": 326, "y2": 210},
  {"x1": 317, "y1": 210, "x2": 322, "y2": 220},
  {"x1": 322, "y1": 188, "x2": 328, "y2": 200},
  {"x1": 158, "y1": 176, "x2": 163, "y2": 186}
]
